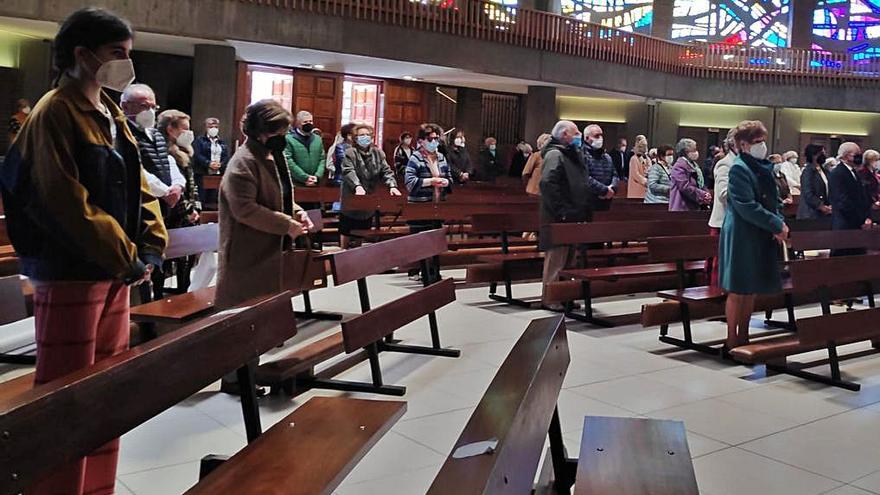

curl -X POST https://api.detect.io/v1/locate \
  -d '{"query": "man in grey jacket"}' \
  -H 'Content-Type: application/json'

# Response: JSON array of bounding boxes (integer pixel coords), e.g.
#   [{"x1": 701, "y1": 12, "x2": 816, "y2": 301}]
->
[{"x1": 539, "y1": 120, "x2": 594, "y2": 309}]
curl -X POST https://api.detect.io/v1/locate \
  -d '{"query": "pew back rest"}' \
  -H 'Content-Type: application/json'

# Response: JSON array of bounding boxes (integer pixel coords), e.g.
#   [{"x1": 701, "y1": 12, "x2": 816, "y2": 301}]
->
[
  {"x1": 789, "y1": 229, "x2": 880, "y2": 252},
  {"x1": 0, "y1": 216, "x2": 9, "y2": 245},
  {"x1": 797, "y1": 307, "x2": 880, "y2": 346},
  {"x1": 647, "y1": 235, "x2": 718, "y2": 263},
  {"x1": 340, "y1": 278, "x2": 456, "y2": 352},
  {"x1": 470, "y1": 212, "x2": 540, "y2": 235},
  {"x1": 594, "y1": 210, "x2": 709, "y2": 222},
  {"x1": 165, "y1": 224, "x2": 220, "y2": 259},
  {"x1": 0, "y1": 275, "x2": 26, "y2": 325},
  {"x1": 330, "y1": 228, "x2": 448, "y2": 285},
  {"x1": 788, "y1": 254, "x2": 880, "y2": 293},
  {"x1": 549, "y1": 220, "x2": 709, "y2": 246},
  {"x1": 0, "y1": 291, "x2": 296, "y2": 494},
  {"x1": 428, "y1": 315, "x2": 569, "y2": 495}
]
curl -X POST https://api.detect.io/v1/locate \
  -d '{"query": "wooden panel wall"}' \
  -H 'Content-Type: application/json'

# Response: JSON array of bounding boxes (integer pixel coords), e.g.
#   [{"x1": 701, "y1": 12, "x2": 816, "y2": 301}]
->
[
  {"x1": 383, "y1": 80, "x2": 429, "y2": 157},
  {"x1": 294, "y1": 70, "x2": 342, "y2": 142},
  {"x1": 482, "y1": 93, "x2": 523, "y2": 145}
]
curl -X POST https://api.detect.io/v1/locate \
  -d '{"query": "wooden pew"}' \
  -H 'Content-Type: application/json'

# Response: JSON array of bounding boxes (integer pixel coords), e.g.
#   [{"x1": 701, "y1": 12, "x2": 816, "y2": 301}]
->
[
  {"x1": 256, "y1": 229, "x2": 460, "y2": 396},
  {"x1": 0, "y1": 292, "x2": 296, "y2": 492},
  {"x1": 428, "y1": 315, "x2": 571, "y2": 494},
  {"x1": 729, "y1": 254, "x2": 880, "y2": 390},
  {"x1": 201, "y1": 175, "x2": 222, "y2": 210},
  {"x1": 546, "y1": 220, "x2": 710, "y2": 326},
  {"x1": 645, "y1": 230, "x2": 879, "y2": 357},
  {"x1": 185, "y1": 397, "x2": 405, "y2": 495},
  {"x1": 428, "y1": 315, "x2": 699, "y2": 495}
]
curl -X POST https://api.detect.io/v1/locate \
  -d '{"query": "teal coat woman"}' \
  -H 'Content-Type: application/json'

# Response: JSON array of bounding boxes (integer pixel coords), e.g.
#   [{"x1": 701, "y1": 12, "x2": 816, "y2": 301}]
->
[{"x1": 718, "y1": 153, "x2": 785, "y2": 294}]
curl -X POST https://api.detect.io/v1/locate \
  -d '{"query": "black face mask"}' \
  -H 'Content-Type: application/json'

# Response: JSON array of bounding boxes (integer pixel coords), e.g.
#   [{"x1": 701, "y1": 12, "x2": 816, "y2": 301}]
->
[
  {"x1": 301, "y1": 123, "x2": 314, "y2": 134},
  {"x1": 817, "y1": 153, "x2": 827, "y2": 165},
  {"x1": 264, "y1": 134, "x2": 287, "y2": 153},
  {"x1": 854, "y1": 154, "x2": 864, "y2": 166}
]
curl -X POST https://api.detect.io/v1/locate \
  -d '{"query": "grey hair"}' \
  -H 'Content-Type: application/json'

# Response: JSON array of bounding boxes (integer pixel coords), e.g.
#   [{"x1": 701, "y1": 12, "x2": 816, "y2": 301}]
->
[
  {"x1": 723, "y1": 128, "x2": 737, "y2": 150},
  {"x1": 205, "y1": 117, "x2": 220, "y2": 125},
  {"x1": 584, "y1": 124, "x2": 602, "y2": 136},
  {"x1": 296, "y1": 110, "x2": 313, "y2": 121},
  {"x1": 551, "y1": 120, "x2": 576, "y2": 139},
  {"x1": 676, "y1": 138, "x2": 697, "y2": 155},
  {"x1": 121, "y1": 83, "x2": 154, "y2": 103},
  {"x1": 837, "y1": 141, "x2": 860, "y2": 159}
]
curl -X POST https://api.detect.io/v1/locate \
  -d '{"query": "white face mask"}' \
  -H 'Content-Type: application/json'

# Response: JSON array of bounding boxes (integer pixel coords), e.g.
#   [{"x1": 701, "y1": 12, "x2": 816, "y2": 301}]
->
[
  {"x1": 207, "y1": 127, "x2": 220, "y2": 138},
  {"x1": 687, "y1": 151, "x2": 699, "y2": 161},
  {"x1": 177, "y1": 129, "x2": 195, "y2": 148},
  {"x1": 403, "y1": 138, "x2": 412, "y2": 146},
  {"x1": 91, "y1": 53, "x2": 136, "y2": 93},
  {"x1": 591, "y1": 137, "x2": 604, "y2": 150},
  {"x1": 454, "y1": 137, "x2": 465, "y2": 147},
  {"x1": 21, "y1": 106, "x2": 31, "y2": 115},
  {"x1": 747, "y1": 141, "x2": 768, "y2": 160},
  {"x1": 135, "y1": 108, "x2": 156, "y2": 129},
  {"x1": 788, "y1": 157, "x2": 798, "y2": 165},
  {"x1": 664, "y1": 155, "x2": 674, "y2": 165}
]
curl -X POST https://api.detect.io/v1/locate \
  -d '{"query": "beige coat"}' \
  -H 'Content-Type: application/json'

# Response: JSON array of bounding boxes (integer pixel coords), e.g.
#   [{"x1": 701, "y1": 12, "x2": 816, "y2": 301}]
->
[
  {"x1": 627, "y1": 153, "x2": 651, "y2": 198},
  {"x1": 522, "y1": 152, "x2": 543, "y2": 196},
  {"x1": 216, "y1": 140, "x2": 303, "y2": 309}
]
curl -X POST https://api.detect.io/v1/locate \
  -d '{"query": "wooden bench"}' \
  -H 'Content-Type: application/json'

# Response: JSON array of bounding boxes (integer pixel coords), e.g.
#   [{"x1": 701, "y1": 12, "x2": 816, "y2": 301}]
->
[
  {"x1": 185, "y1": 396, "x2": 405, "y2": 495},
  {"x1": 0, "y1": 291, "x2": 299, "y2": 492},
  {"x1": 545, "y1": 221, "x2": 710, "y2": 326},
  {"x1": 428, "y1": 315, "x2": 699, "y2": 494},
  {"x1": 729, "y1": 254, "x2": 880, "y2": 390},
  {"x1": 646, "y1": 229, "x2": 879, "y2": 357},
  {"x1": 256, "y1": 228, "x2": 460, "y2": 396}
]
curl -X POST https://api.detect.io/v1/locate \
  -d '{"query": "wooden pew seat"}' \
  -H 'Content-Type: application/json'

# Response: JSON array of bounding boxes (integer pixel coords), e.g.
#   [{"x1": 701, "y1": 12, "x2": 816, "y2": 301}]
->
[
  {"x1": 562, "y1": 260, "x2": 705, "y2": 282},
  {"x1": 130, "y1": 286, "x2": 217, "y2": 324},
  {"x1": 257, "y1": 333, "x2": 345, "y2": 385},
  {"x1": 186, "y1": 397, "x2": 405, "y2": 495}
]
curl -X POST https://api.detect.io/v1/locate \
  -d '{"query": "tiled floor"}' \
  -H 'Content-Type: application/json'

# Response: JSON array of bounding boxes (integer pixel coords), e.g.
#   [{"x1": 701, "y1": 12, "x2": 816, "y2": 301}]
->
[{"x1": 6, "y1": 273, "x2": 880, "y2": 494}]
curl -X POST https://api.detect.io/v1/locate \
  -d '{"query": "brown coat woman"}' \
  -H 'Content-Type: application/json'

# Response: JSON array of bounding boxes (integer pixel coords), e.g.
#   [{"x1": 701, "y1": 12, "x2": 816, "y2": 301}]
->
[{"x1": 216, "y1": 100, "x2": 312, "y2": 309}]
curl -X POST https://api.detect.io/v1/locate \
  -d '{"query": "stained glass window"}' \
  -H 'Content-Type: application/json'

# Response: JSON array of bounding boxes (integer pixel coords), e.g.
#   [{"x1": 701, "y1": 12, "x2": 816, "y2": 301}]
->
[
  {"x1": 671, "y1": 0, "x2": 791, "y2": 47},
  {"x1": 560, "y1": 0, "x2": 653, "y2": 34},
  {"x1": 813, "y1": 0, "x2": 880, "y2": 63}
]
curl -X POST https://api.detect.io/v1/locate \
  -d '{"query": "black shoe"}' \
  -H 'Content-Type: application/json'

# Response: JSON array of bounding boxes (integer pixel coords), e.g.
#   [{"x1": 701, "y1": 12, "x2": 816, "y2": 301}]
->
[{"x1": 220, "y1": 380, "x2": 268, "y2": 398}]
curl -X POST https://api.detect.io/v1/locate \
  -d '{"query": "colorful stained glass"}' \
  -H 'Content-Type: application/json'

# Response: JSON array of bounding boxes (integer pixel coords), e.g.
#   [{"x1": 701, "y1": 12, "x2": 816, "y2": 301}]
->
[
  {"x1": 672, "y1": 0, "x2": 791, "y2": 47},
  {"x1": 813, "y1": 0, "x2": 880, "y2": 63},
  {"x1": 560, "y1": 0, "x2": 653, "y2": 34}
]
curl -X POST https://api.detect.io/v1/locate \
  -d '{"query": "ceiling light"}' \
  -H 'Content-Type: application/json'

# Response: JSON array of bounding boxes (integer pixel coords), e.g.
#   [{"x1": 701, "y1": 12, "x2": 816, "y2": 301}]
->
[
  {"x1": 402, "y1": 75, "x2": 419, "y2": 81},
  {"x1": 313, "y1": 64, "x2": 326, "y2": 70}
]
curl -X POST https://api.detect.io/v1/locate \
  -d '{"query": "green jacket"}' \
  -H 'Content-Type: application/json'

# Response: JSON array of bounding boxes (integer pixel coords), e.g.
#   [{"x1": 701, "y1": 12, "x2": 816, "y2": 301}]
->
[{"x1": 283, "y1": 130, "x2": 325, "y2": 185}]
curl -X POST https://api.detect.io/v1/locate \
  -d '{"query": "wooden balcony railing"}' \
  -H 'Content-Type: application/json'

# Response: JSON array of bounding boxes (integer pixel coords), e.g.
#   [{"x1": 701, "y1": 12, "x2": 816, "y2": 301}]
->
[{"x1": 239, "y1": 0, "x2": 880, "y2": 87}]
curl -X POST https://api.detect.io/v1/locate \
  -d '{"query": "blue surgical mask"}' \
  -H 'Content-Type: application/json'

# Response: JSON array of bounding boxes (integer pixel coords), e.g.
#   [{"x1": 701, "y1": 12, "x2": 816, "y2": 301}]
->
[
  {"x1": 425, "y1": 140, "x2": 439, "y2": 153},
  {"x1": 357, "y1": 135, "x2": 372, "y2": 147},
  {"x1": 571, "y1": 135, "x2": 583, "y2": 149}
]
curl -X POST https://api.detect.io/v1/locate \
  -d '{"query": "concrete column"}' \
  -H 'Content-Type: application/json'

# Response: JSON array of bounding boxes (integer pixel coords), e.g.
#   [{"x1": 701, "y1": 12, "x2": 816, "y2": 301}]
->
[
  {"x1": 18, "y1": 39, "x2": 52, "y2": 105},
  {"x1": 533, "y1": 0, "x2": 562, "y2": 15},
  {"x1": 790, "y1": 0, "x2": 817, "y2": 49},
  {"x1": 456, "y1": 87, "x2": 484, "y2": 163},
  {"x1": 523, "y1": 86, "x2": 558, "y2": 145},
  {"x1": 651, "y1": 0, "x2": 674, "y2": 40},
  {"x1": 191, "y1": 44, "x2": 237, "y2": 144}
]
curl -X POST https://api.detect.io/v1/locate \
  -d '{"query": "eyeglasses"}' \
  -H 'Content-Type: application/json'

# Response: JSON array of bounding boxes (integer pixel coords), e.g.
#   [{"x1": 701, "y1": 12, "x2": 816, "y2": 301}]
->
[{"x1": 425, "y1": 137, "x2": 440, "y2": 142}]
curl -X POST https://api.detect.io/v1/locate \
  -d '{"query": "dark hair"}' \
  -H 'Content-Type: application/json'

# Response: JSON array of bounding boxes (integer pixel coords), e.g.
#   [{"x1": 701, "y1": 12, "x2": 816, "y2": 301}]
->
[
  {"x1": 399, "y1": 132, "x2": 413, "y2": 142},
  {"x1": 805, "y1": 143, "x2": 825, "y2": 165},
  {"x1": 657, "y1": 144, "x2": 674, "y2": 157},
  {"x1": 242, "y1": 99, "x2": 292, "y2": 140},
  {"x1": 53, "y1": 8, "x2": 133, "y2": 76},
  {"x1": 340, "y1": 122, "x2": 356, "y2": 139},
  {"x1": 417, "y1": 123, "x2": 442, "y2": 141}
]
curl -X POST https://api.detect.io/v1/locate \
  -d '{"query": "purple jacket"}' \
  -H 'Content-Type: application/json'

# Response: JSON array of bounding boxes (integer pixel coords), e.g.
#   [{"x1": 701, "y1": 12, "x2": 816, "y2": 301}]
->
[{"x1": 669, "y1": 156, "x2": 710, "y2": 211}]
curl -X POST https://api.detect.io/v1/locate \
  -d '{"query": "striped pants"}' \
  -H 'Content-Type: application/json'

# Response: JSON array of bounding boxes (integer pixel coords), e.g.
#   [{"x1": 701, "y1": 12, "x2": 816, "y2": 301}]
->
[{"x1": 29, "y1": 281, "x2": 130, "y2": 495}]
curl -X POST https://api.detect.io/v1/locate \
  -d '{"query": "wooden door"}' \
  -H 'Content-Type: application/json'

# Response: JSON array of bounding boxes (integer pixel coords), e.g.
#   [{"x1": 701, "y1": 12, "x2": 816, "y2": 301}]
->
[
  {"x1": 294, "y1": 70, "x2": 342, "y2": 147},
  {"x1": 383, "y1": 80, "x2": 428, "y2": 158}
]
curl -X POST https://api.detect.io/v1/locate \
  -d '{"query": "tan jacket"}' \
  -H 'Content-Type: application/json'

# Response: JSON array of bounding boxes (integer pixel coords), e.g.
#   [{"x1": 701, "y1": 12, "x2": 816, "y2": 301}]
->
[
  {"x1": 522, "y1": 152, "x2": 543, "y2": 196},
  {"x1": 627, "y1": 154, "x2": 650, "y2": 199},
  {"x1": 216, "y1": 140, "x2": 303, "y2": 308}
]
